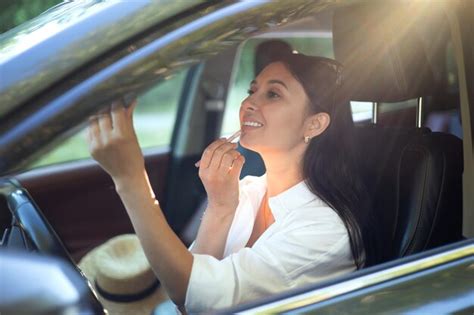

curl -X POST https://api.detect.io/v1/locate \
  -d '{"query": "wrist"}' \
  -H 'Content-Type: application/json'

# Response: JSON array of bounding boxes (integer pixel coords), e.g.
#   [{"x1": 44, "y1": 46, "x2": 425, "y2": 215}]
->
[
  {"x1": 113, "y1": 169, "x2": 149, "y2": 194},
  {"x1": 204, "y1": 204, "x2": 237, "y2": 221}
]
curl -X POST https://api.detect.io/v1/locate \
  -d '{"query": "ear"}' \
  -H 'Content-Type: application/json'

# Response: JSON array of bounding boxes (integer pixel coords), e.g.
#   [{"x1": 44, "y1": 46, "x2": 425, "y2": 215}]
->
[{"x1": 304, "y1": 112, "x2": 331, "y2": 138}]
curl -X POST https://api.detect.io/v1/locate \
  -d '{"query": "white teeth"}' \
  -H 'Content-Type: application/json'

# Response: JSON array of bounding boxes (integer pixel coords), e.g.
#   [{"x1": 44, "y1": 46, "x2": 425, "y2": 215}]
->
[{"x1": 243, "y1": 121, "x2": 263, "y2": 127}]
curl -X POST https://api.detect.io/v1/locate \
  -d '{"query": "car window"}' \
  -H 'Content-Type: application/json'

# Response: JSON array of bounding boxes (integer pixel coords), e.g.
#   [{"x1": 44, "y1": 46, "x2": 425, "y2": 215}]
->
[
  {"x1": 352, "y1": 99, "x2": 419, "y2": 125},
  {"x1": 30, "y1": 68, "x2": 188, "y2": 169},
  {"x1": 351, "y1": 101, "x2": 373, "y2": 123},
  {"x1": 221, "y1": 36, "x2": 333, "y2": 136}
]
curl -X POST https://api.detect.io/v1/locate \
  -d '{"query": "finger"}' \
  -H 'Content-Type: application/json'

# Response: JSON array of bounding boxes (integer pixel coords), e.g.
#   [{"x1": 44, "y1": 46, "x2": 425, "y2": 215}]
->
[
  {"x1": 111, "y1": 101, "x2": 127, "y2": 131},
  {"x1": 199, "y1": 138, "x2": 227, "y2": 169},
  {"x1": 229, "y1": 155, "x2": 245, "y2": 177},
  {"x1": 219, "y1": 150, "x2": 241, "y2": 172},
  {"x1": 207, "y1": 142, "x2": 236, "y2": 170},
  {"x1": 125, "y1": 99, "x2": 138, "y2": 120},
  {"x1": 87, "y1": 116, "x2": 101, "y2": 151},
  {"x1": 88, "y1": 117, "x2": 100, "y2": 140},
  {"x1": 208, "y1": 142, "x2": 237, "y2": 170},
  {"x1": 98, "y1": 109, "x2": 113, "y2": 133}
]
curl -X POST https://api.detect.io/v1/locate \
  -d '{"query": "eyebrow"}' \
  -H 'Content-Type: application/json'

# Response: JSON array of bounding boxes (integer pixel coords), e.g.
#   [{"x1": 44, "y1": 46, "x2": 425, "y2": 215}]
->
[{"x1": 250, "y1": 79, "x2": 288, "y2": 90}]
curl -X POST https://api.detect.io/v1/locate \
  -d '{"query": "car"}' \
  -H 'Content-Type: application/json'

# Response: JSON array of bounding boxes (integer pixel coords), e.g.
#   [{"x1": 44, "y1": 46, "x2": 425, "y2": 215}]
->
[{"x1": 0, "y1": 0, "x2": 473, "y2": 314}]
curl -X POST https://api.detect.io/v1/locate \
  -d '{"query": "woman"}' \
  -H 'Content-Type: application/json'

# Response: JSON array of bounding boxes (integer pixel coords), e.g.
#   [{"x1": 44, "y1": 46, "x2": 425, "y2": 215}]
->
[{"x1": 87, "y1": 46, "x2": 375, "y2": 312}]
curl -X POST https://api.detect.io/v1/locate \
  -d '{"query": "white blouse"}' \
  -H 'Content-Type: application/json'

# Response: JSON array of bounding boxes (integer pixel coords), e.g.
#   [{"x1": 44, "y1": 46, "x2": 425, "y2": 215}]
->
[{"x1": 185, "y1": 175, "x2": 356, "y2": 312}]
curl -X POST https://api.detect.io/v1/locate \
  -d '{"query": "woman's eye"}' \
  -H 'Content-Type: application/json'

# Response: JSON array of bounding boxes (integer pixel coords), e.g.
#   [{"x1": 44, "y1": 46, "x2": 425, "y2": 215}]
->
[
  {"x1": 247, "y1": 89, "x2": 254, "y2": 95},
  {"x1": 267, "y1": 91, "x2": 280, "y2": 99}
]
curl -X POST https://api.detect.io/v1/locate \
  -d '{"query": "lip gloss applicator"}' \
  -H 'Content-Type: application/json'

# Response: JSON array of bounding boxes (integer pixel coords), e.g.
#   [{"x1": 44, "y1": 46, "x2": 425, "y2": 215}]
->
[
  {"x1": 225, "y1": 129, "x2": 242, "y2": 143},
  {"x1": 195, "y1": 130, "x2": 241, "y2": 167}
]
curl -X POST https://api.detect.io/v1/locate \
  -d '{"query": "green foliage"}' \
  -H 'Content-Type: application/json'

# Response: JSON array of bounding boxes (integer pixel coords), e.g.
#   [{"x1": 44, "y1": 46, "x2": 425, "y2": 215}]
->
[{"x1": 0, "y1": 0, "x2": 62, "y2": 34}]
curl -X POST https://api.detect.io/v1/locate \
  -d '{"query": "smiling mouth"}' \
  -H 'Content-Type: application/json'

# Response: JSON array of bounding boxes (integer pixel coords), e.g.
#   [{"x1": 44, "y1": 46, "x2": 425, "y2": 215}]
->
[{"x1": 242, "y1": 121, "x2": 264, "y2": 128}]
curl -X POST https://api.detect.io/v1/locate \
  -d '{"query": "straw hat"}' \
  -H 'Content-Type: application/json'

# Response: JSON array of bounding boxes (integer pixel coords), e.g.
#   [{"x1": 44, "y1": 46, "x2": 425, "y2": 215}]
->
[{"x1": 79, "y1": 234, "x2": 168, "y2": 315}]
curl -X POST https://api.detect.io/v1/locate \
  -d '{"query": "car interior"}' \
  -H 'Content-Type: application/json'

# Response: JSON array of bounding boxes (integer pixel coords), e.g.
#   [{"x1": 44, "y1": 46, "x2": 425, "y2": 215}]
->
[
  {"x1": 0, "y1": 1, "x2": 469, "y2": 310},
  {"x1": 332, "y1": 3, "x2": 463, "y2": 262}
]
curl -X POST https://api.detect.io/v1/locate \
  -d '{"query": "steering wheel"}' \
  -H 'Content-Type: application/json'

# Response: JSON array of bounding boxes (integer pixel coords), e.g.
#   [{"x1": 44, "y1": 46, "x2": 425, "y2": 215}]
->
[
  {"x1": 0, "y1": 178, "x2": 105, "y2": 312},
  {"x1": 0, "y1": 178, "x2": 73, "y2": 261}
]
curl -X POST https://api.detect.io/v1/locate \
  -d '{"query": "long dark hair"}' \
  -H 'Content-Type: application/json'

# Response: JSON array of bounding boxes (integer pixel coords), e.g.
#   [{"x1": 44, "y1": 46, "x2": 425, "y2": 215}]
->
[
  {"x1": 302, "y1": 89, "x2": 377, "y2": 268},
  {"x1": 256, "y1": 42, "x2": 377, "y2": 268}
]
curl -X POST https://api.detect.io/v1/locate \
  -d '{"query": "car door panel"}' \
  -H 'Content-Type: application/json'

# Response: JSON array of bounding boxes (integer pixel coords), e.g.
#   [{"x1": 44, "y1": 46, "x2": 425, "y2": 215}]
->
[{"x1": 15, "y1": 149, "x2": 170, "y2": 262}]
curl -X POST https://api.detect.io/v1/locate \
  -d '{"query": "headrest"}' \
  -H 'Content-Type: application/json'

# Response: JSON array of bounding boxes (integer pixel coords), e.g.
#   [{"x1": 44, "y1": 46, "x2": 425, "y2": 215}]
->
[{"x1": 333, "y1": 3, "x2": 435, "y2": 102}]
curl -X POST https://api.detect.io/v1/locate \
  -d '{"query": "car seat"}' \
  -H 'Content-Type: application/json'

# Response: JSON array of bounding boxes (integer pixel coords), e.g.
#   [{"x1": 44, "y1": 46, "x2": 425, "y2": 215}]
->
[{"x1": 333, "y1": 3, "x2": 464, "y2": 262}]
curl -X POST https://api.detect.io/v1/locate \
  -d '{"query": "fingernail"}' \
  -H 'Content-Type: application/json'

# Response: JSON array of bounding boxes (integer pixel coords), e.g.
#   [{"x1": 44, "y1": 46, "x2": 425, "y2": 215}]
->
[{"x1": 195, "y1": 160, "x2": 200, "y2": 167}]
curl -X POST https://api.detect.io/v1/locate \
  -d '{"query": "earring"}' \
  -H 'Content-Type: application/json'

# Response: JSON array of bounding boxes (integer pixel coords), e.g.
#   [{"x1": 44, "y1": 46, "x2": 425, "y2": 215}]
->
[{"x1": 304, "y1": 136, "x2": 310, "y2": 144}]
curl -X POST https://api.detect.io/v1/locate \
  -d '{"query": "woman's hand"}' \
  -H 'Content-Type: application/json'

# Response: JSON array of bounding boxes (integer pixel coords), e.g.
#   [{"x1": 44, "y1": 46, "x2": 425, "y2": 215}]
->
[
  {"x1": 87, "y1": 99, "x2": 195, "y2": 306},
  {"x1": 87, "y1": 99, "x2": 144, "y2": 185},
  {"x1": 198, "y1": 139, "x2": 245, "y2": 214}
]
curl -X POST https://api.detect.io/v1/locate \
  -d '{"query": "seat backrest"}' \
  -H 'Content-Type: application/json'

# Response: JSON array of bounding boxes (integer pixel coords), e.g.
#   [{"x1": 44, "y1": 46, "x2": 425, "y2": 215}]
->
[
  {"x1": 333, "y1": 3, "x2": 464, "y2": 262},
  {"x1": 394, "y1": 132, "x2": 463, "y2": 257},
  {"x1": 354, "y1": 126, "x2": 463, "y2": 261}
]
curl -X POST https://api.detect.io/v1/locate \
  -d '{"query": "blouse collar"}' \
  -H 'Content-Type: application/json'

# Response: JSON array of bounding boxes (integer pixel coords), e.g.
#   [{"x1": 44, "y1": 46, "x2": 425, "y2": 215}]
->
[
  {"x1": 241, "y1": 174, "x2": 326, "y2": 220},
  {"x1": 223, "y1": 174, "x2": 326, "y2": 256}
]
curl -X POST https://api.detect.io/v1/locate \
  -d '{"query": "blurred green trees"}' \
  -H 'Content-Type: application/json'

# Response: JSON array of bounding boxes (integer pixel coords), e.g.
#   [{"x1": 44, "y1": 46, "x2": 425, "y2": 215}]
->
[{"x1": 0, "y1": 0, "x2": 62, "y2": 34}]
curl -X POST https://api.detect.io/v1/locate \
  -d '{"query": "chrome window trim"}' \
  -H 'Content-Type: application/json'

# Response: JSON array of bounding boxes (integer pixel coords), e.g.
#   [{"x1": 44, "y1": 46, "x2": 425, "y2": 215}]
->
[{"x1": 241, "y1": 242, "x2": 474, "y2": 314}]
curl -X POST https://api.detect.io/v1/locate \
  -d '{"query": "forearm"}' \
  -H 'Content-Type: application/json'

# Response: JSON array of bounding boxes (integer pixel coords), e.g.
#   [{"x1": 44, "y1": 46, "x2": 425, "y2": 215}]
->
[
  {"x1": 114, "y1": 170, "x2": 192, "y2": 307},
  {"x1": 191, "y1": 207, "x2": 235, "y2": 259}
]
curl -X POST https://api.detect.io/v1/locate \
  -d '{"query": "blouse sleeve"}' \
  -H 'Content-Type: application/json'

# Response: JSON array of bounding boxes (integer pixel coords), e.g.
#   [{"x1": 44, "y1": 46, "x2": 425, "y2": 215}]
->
[{"x1": 184, "y1": 208, "x2": 355, "y2": 313}]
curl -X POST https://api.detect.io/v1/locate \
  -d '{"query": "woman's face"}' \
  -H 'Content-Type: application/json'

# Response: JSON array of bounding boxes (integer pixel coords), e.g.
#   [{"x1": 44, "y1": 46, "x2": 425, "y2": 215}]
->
[{"x1": 239, "y1": 62, "x2": 312, "y2": 154}]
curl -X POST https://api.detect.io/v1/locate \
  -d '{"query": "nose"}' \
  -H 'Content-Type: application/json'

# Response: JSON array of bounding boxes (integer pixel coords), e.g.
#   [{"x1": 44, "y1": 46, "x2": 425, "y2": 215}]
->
[{"x1": 241, "y1": 95, "x2": 257, "y2": 112}]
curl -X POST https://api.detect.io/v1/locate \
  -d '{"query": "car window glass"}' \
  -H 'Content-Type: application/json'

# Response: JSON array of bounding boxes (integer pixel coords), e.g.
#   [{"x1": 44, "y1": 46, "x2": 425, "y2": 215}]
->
[
  {"x1": 352, "y1": 99, "x2": 419, "y2": 125},
  {"x1": 351, "y1": 101, "x2": 373, "y2": 123},
  {"x1": 221, "y1": 36, "x2": 333, "y2": 136},
  {"x1": 30, "y1": 68, "x2": 188, "y2": 169}
]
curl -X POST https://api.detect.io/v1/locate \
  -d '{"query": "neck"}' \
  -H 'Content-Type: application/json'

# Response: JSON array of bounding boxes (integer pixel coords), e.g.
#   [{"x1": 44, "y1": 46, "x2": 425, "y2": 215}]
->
[{"x1": 261, "y1": 149, "x2": 305, "y2": 197}]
